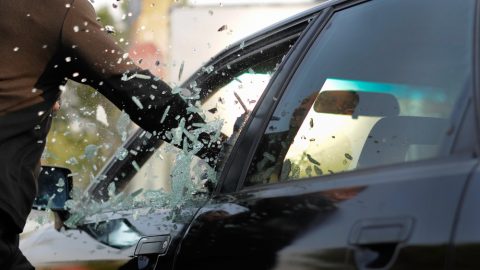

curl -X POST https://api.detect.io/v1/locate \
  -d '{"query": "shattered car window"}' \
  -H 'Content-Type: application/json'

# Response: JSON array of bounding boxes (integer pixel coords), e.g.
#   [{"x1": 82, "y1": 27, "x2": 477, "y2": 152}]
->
[
  {"x1": 62, "y1": 43, "x2": 293, "y2": 226},
  {"x1": 120, "y1": 71, "x2": 270, "y2": 198}
]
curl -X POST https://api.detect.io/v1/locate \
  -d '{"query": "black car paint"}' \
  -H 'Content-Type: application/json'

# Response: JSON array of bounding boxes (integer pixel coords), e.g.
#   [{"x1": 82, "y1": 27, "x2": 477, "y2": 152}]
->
[{"x1": 175, "y1": 158, "x2": 477, "y2": 270}]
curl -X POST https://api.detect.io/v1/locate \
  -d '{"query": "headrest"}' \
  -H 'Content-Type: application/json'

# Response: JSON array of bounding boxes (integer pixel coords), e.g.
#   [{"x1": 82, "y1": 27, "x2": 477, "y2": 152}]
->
[{"x1": 313, "y1": 90, "x2": 400, "y2": 118}]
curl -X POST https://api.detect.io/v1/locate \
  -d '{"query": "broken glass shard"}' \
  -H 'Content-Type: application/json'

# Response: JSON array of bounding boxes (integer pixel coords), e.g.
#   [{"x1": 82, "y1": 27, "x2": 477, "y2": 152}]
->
[
  {"x1": 105, "y1": 25, "x2": 115, "y2": 34},
  {"x1": 107, "y1": 182, "x2": 116, "y2": 198},
  {"x1": 306, "y1": 154, "x2": 320, "y2": 166},
  {"x1": 121, "y1": 73, "x2": 151, "y2": 81},
  {"x1": 132, "y1": 161, "x2": 140, "y2": 171},
  {"x1": 66, "y1": 157, "x2": 79, "y2": 165},
  {"x1": 202, "y1": 65, "x2": 214, "y2": 74},
  {"x1": 56, "y1": 178, "x2": 65, "y2": 188},
  {"x1": 84, "y1": 144, "x2": 98, "y2": 160},
  {"x1": 116, "y1": 111, "x2": 130, "y2": 141},
  {"x1": 263, "y1": 152, "x2": 276, "y2": 162},
  {"x1": 178, "y1": 61, "x2": 185, "y2": 81},
  {"x1": 160, "y1": 105, "x2": 171, "y2": 123},
  {"x1": 96, "y1": 105, "x2": 109, "y2": 126},
  {"x1": 115, "y1": 147, "x2": 128, "y2": 161},
  {"x1": 132, "y1": 96, "x2": 144, "y2": 109}
]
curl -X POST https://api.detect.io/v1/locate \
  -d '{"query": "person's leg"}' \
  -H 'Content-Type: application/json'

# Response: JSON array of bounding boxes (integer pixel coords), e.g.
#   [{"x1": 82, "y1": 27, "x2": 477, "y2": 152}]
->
[
  {"x1": 0, "y1": 212, "x2": 34, "y2": 270},
  {"x1": 9, "y1": 235, "x2": 34, "y2": 270}
]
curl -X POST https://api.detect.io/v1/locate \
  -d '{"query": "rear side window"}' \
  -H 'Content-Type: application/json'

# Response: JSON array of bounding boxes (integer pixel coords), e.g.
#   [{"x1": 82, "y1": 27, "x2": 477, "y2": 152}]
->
[{"x1": 244, "y1": 0, "x2": 474, "y2": 186}]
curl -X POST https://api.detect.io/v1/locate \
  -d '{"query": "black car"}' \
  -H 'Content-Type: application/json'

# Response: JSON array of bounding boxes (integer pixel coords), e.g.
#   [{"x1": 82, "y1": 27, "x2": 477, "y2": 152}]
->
[{"x1": 27, "y1": 0, "x2": 480, "y2": 269}]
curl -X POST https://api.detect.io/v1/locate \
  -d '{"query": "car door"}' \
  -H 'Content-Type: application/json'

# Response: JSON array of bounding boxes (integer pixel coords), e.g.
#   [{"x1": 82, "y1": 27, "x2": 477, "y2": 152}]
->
[
  {"x1": 173, "y1": 0, "x2": 477, "y2": 270},
  {"x1": 451, "y1": 165, "x2": 480, "y2": 270},
  {"x1": 450, "y1": 34, "x2": 480, "y2": 269}
]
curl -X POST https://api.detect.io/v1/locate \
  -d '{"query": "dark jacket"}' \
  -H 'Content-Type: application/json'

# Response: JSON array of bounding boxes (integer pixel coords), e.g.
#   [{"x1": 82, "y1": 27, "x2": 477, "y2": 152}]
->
[{"x1": 0, "y1": 0, "x2": 204, "y2": 231}]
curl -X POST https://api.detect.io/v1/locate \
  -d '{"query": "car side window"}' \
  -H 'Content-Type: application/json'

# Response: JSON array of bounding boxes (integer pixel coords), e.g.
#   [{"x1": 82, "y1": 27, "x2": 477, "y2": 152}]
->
[
  {"x1": 202, "y1": 69, "x2": 273, "y2": 138},
  {"x1": 120, "y1": 43, "x2": 294, "y2": 198},
  {"x1": 244, "y1": 0, "x2": 474, "y2": 186}
]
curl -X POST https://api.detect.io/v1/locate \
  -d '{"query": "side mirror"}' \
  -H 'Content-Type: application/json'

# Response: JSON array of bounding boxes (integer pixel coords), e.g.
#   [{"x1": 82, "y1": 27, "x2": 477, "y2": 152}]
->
[{"x1": 33, "y1": 166, "x2": 73, "y2": 212}]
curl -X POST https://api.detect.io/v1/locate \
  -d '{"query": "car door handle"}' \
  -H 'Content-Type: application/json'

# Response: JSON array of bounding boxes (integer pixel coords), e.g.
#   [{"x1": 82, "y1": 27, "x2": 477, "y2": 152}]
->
[
  {"x1": 133, "y1": 235, "x2": 170, "y2": 270},
  {"x1": 134, "y1": 235, "x2": 170, "y2": 256},
  {"x1": 349, "y1": 217, "x2": 414, "y2": 270}
]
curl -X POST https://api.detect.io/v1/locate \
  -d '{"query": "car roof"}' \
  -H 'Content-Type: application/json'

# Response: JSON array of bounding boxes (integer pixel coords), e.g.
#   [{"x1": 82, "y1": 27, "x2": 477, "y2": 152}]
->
[{"x1": 206, "y1": 1, "x2": 335, "y2": 65}]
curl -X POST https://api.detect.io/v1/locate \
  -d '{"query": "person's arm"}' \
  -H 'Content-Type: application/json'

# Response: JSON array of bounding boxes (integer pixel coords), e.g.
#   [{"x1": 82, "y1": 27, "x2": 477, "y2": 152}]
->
[{"x1": 60, "y1": 0, "x2": 221, "y2": 163}]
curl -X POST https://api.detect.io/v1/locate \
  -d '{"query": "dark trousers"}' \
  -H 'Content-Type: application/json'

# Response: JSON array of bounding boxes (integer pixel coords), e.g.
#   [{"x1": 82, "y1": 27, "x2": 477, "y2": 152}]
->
[
  {"x1": 0, "y1": 104, "x2": 53, "y2": 270},
  {"x1": 0, "y1": 212, "x2": 34, "y2": 270}
]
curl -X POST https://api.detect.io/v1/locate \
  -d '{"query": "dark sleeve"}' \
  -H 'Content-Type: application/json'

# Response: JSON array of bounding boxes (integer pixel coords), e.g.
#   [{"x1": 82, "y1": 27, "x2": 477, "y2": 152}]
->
[{"x1": 60, "y1": 0, "x2": 221, "y2": 163}]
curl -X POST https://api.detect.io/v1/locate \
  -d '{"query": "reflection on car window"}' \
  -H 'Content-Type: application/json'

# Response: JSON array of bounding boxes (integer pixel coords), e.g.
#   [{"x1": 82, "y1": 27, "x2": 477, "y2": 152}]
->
[
  {"x1": 204, "y1": 72, "x2": 270, "y2": 137},
  {"x1": 280, "y1": 79, "x2": 451, "y2": 180},
  {"x1": 245, "y1": 0, "x2": 474, "y2": 186}
]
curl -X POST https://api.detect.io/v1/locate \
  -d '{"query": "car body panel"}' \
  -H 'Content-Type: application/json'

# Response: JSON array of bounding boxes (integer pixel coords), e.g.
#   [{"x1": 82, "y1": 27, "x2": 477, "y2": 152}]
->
[{"x1": 174, "y1": 158, "x2": 477, "y2": 270}]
